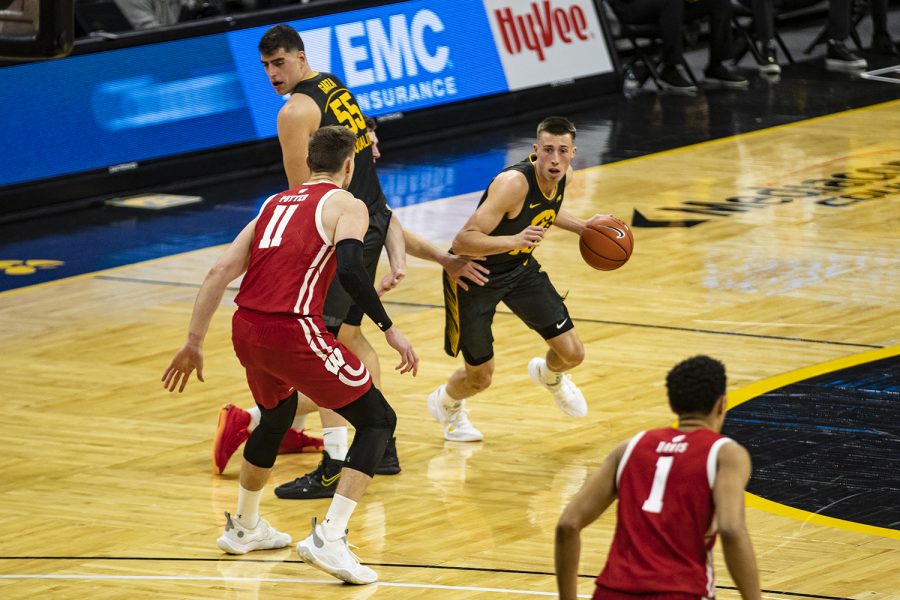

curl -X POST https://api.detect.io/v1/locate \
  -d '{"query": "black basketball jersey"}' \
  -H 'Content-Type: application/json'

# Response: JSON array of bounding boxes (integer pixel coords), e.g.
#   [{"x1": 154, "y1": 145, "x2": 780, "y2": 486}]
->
[
  {"x1": 478, "y1": 154, "x2": 566, "y2": 274},
  {"x1": 292, "y1": 72, "x2": 387, "y2": 215}
]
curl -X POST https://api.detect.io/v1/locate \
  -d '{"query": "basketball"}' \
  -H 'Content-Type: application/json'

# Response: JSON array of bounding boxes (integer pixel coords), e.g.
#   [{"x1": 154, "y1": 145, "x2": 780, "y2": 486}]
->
[{"x1": 579, "y1": 215, "x2": 634, "y2": 271}]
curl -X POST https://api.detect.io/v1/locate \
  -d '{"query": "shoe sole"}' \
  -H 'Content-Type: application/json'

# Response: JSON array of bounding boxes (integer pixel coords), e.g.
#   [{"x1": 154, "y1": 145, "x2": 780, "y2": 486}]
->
[
  {"x1": 213, "y1": 405, "x2": 248, "y2": 475},
  {"x1": 758, "y1": 64, "x2": 781, "y2": 74},
  {"x1": 658, "y1": 82, "x2": 698, "y2": 94},
  {"x1": 274, "y1": 485, "x2": 337, "y2": 499},
  {"x1": 217, "y1": 534, "x2": 291, "y2": 555},
  {"x1": 704, "y1": 79, "x2": 750, "y2": 89},
  {"x1": 825, "y1": 58, "x2": 867, "y2": 71},
  {"x1": 297, "y1": 542, "x2": 377, "y2": 584}
]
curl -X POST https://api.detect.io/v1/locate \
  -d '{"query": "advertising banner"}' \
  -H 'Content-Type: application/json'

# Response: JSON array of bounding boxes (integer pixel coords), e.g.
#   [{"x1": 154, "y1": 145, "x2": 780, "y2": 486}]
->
[{"x1": 0, "y1": 0, "x2": 613, "y2": 188}]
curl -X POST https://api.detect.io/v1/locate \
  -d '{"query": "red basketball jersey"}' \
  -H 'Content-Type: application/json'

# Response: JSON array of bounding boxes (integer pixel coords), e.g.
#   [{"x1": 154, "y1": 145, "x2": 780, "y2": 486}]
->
[
  {"x1": 235, "y1": 182, "x2": 344, "y2": 317},
  {"x1": 596, "y1": 428, "x2": 734, "y2": 599}
]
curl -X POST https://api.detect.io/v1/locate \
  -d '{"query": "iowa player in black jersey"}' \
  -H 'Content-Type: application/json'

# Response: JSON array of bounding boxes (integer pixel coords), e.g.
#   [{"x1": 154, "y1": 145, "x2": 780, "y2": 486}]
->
[
  {"x1": 207, "y1": 24, "x2": 490, "y2": 498},
  {"x1": 428, "y1": 117, "x2": 600, "y2": 442}
]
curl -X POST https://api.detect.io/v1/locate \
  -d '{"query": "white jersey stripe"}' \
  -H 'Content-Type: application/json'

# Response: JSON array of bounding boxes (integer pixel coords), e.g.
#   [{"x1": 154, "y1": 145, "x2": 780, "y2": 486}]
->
[
  {"x1": 297, "y1": 318, "x2": 327, "y2": 361},
  {"x1": 706, "y1": 437, "x2": 733, "y2": 489},
  {"x1": 616, "y1": 430, "x2": 646, "y2": 487},
  {"x1": 293, "y1": 243, "x2": 332, "y2": 314},
  {"x1": 296, "y1": 318, "x2": 370, "y2": 387},
  {"x1": 302, "y1": 247, "x2": 334, "y2": 315},
  {"x1": 314, "y1": 188, "x2": 344, "y2": 246}
]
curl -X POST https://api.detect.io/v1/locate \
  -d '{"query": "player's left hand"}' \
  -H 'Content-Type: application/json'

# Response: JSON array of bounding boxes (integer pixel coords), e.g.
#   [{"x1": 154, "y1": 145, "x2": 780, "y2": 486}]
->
[
  {"x1": 443, "y1": 254, "x2": 490, "y2": 291},
  {"x1": 376, "y1": 267, "x2": 406, "y2": 296},
  {"x1": 162, "y1": 343, "x2": 204, "y2": 393}
]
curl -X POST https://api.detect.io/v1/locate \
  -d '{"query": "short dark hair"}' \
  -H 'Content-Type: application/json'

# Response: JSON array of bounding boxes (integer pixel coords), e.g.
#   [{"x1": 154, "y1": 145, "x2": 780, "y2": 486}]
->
[
  {"x1": 308, "y1": 126, "x2": 356, "y2": 174},
  {"x1": 364, "y1": 116, "x2": 377, "y2": 131},
  {"x1": 665, "y1": 355, "x2": 726, "y2": 416},
  {"x1": 259, "y1": 24, "x2": 304, "y2": 55},
  {"x1": 537, "y1": 116, "x2": 576, "y2": 141}
]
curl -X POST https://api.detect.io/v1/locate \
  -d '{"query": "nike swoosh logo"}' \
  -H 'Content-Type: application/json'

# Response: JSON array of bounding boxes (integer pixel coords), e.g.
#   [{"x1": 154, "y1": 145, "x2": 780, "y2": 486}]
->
[
  {"x1": 321, "y1": 473, "x2": 341, "y2": 486},
  {"x1": 529, "y1": 202, "x2": 541, "y2": 208},
  {"x1": 602, "y1": 225, "x2": 626, "y2": 239},
  {"x1": 556, "y1": 319, "x2": 568, "y2": 329}
]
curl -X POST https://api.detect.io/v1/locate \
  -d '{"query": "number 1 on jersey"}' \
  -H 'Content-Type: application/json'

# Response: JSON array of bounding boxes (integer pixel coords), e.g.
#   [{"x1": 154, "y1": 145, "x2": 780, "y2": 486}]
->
[{"x1": 642, "y1": 455, "x2": 674, "y2": 514}]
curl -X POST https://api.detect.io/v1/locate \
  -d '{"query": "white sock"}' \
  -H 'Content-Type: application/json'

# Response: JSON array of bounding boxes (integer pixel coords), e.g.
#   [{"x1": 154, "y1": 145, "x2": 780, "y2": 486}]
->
[
  {"x1": 539, "y1": 360, "x2": 563, "y2": 385},
  {"x1": 236, "y1": 486, "x2": 263, "y2": 529},
  {"x1": 322, "y1": 493, "x2": 357, "y2": 540},
  {"x1": 323, "y1": 426, "x2": 348, "y2": 461},
  {"x1": 247, "y1": 407, "x2": 261, "y2": 432},
  {"x1": 291, "y1": 413, "x2": 307, "y2": 431},
  {"x1": 440, "y1": 385, "x2": 462, "y2": 407}
]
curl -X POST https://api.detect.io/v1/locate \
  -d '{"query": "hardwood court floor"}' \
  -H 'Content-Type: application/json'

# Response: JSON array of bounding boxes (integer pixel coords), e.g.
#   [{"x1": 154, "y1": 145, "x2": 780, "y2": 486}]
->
[{"x1": 0, "y1": 100, "x2": 898, "y2": 599}]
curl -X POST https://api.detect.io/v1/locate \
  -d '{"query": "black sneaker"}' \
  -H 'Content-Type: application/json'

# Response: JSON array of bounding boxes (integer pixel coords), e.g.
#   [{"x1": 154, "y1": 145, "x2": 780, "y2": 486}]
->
[
  {"x1": 274, "y1": 451, "x2": 342, "y2": 499},
  {"x1": 704, "y1": 63, "x2": 749, "y2": 89},
  {"x1": 871, "y1": 31, "x2": 900, "y2": 56},
  {"x1": 758, "y1": 41, "x2": 781, "y2": 75},
  {"x1": 375, "y1": 437, "x2": 401, "y2": 475},
  {"x1": 825, "y1": 39, "x2": 867, "y2": 71},
  {"x1": 658, "y1": 64, "x2": 697, "y2": 94}
]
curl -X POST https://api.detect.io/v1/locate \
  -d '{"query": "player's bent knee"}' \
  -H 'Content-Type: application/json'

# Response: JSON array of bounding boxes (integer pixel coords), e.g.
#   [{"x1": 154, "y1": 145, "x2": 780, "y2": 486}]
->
[
  {"x1": 466, "y1": 370, "x2": 493, "y2": 392},
  {"x1": 244, "y1": 392, "x2": 298, "y2": 468},
  {"x1": 335, "y1": 387, "x2": 396, "y2": 476}
]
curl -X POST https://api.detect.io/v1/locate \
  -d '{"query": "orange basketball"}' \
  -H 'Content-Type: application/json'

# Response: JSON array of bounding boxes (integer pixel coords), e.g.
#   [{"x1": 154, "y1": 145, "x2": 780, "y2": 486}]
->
[{"x1": 579, "y1": 215, "x2": 634, "y2": 271}]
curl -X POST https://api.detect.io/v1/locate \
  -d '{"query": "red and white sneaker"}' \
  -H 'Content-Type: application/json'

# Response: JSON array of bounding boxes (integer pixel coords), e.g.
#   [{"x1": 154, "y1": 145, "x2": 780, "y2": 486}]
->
[
  {"x1": 279, "y1": 428, "x2": 325, "y2": 454},
  {"x1": 213, "y1": 404, "x2": 251, "y2": 475}
]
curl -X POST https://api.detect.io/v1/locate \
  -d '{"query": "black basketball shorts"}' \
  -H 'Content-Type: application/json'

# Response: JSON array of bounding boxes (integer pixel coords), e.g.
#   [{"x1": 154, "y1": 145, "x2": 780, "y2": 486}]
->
[{"x1": 443, "y1": 259, "x2": 573, "y2": 366}]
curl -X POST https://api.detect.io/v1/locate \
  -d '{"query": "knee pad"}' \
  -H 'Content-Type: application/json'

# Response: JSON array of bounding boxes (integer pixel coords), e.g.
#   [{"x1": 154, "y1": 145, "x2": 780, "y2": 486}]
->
[
  {"x1": 243, "y1": 392, "x2": 297, "y2": 469},
  {"x1": 335, "y1": 387, "x2": 396, "y2": 476}
]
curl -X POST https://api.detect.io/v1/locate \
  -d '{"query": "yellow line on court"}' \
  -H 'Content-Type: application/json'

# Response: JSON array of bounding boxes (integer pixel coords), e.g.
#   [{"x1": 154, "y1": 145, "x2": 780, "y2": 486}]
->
[
  {"x1": 729, "y1": 346, "x2": 900, "y2": 409},
  {"x1": 727, "y1": 345, "x2": 900, "y2": 540}
]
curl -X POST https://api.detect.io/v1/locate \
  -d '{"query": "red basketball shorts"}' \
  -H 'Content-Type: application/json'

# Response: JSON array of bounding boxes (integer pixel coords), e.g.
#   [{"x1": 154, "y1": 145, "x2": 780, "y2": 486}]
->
[{"x1": 231, "y1": 308, "x2": 372, "y2": 410}]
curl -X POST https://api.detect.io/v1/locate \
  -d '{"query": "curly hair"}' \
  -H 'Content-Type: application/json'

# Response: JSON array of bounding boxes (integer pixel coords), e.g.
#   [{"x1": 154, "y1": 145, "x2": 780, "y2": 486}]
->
[{"x1": 665, "y1": 355, "x2": 726, "y2": 416}]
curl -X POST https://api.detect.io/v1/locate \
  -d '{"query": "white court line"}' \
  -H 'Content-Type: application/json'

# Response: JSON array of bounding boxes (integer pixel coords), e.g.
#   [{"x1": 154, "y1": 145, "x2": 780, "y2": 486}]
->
[
  {"x1": 860, "y1": 65, "x2": 900, "y2": 83},
  {"x1": 0, "y1": 573, "x2": 589, "y2": 598}
]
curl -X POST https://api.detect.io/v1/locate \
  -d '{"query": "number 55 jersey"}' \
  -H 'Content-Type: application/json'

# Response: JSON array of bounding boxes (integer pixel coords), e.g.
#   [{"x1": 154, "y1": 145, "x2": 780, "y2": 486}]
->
[
  {"x1": 596, "y1": 428, "x2": 734, "y2": 599},
  {"x1": 292, "y1": 72, "x2": 388, "y2": 217}
]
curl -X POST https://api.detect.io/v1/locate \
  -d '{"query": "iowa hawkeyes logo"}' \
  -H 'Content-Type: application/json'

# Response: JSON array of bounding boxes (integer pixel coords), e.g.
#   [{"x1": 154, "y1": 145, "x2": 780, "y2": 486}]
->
[{"x1": 0, "y1": 259, "x2": 64, "y2": 276}]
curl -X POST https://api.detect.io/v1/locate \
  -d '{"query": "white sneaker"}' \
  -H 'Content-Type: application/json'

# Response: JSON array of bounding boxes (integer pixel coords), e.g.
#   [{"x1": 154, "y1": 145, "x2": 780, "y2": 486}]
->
[
  {"x1": 296, "y1": 517, "x2": 378, "y2": 584},
  {"x1": 216, "y1": 512, "x2": 291, "y2": 555},
  {"x1": 428, "y1": 385, "x2": 484, "y2": 442},
  {"x1": 528, "y1": 358, "x2": 587, "y2": 418}
]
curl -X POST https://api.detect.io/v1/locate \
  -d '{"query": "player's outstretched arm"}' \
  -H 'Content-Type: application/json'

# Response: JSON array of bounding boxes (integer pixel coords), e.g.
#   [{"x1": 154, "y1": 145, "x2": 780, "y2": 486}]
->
[
  {"x1": 714, "y1": 442, "x2": 762, "y2": 600},
  {"x1": 453, "y1": 172, "x2": 543, "y2": 256},
  {"x1": 555, "y1": 443, "x2": 624, "y2": 600},
  {"x1": 394, "y1": 220, "x2": 489, "y2": 291},
  {"x1": 378, "y1": 212, "x2": 407, "y2": 295},
  {"x1": 162, "y1": 220, "x2": 256, "y2": 393}
]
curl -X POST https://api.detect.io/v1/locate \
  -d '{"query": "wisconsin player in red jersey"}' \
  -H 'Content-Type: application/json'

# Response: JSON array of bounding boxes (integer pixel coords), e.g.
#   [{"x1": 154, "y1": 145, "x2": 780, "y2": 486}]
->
[
  {"x1": 162, "y1": 126, "x2": 417, "y2": 585},
  {"x1": 555, "y1": 355, "x2": 761, "y2": 600}
]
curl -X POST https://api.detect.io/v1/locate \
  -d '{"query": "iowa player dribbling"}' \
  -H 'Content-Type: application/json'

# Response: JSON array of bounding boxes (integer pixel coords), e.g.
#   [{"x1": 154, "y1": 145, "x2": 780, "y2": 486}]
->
[{"x1": 428, "y1": 117, "x2": 606, "y2": 441}]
